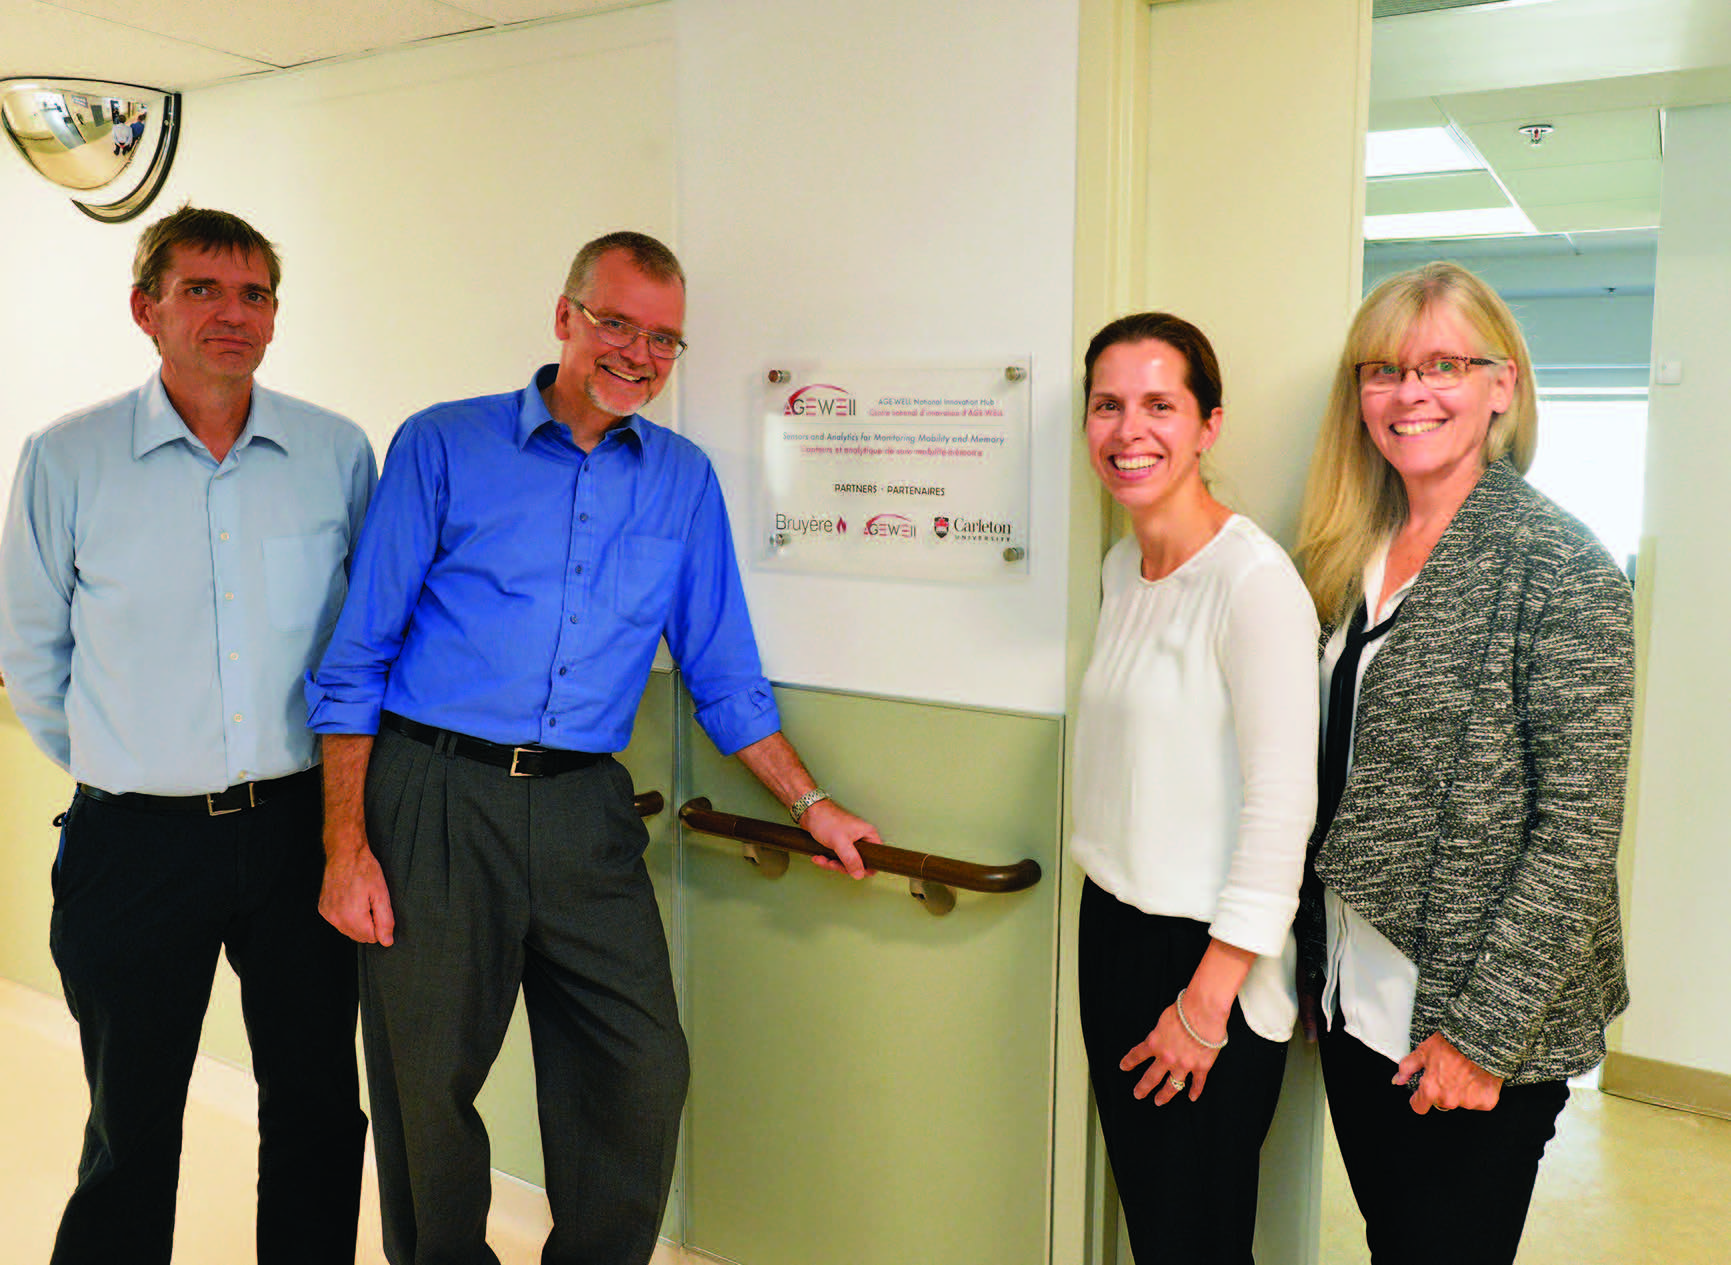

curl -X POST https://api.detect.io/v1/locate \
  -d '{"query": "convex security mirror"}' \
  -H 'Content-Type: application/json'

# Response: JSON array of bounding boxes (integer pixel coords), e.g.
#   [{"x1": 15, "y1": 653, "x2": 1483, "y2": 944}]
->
[{"x1": 0, "y1": 78, "x2": 180, "y2": 223}]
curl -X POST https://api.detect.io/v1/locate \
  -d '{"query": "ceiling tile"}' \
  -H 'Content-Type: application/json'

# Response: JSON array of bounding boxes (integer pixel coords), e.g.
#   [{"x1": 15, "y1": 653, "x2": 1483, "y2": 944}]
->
[
  {"x1": 1500, "y1": 158, "x2": 1662, "y2": 208},
  {"x1": 1366, "y1": 170, "x2": 1508, "y2": 217},
  {"x1": 439, "y1": 0, "x2": 648, "y2": 22},
  {"x1": 1526, "y1": 198, "x2": 1662, "y2": 234},
  {"x1": 1373, "y1": 0, "x2": 1731, "y2": 102},
  {"x1": 41, "y1": 0, "x2": 490, "y2": 68},
  {"x1": 1463, "y1": 108, "x2": 1660, "y2": 172},
  {"x1": 0, "y1": 0, "x2": 267, "y2": 85},
  {"x1": 1368, "y1": 95, "x2": 1452, "y2": 132},
  {"x1": 1437, "y1": 65, "x2": 1731, "y2": 124}
]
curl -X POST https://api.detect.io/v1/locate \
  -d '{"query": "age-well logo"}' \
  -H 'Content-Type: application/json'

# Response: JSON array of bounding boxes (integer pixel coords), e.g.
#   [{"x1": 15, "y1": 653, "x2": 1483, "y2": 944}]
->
[
  {"x1": 784, "y1": 384, "x2": 857, "y2": 417},
  {"x1": 863, "y1": 514, "x2": 916, "y2": 539}
]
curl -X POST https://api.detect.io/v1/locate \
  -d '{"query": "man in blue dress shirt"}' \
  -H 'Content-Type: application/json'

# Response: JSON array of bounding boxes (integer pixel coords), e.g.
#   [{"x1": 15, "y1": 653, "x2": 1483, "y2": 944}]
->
[
  {"x1": 0, "y1": 206, "x2": 375, "y2": 1264},
  {"x1": 308, "y1": 230, "x2": 880, "y2": 1265}
]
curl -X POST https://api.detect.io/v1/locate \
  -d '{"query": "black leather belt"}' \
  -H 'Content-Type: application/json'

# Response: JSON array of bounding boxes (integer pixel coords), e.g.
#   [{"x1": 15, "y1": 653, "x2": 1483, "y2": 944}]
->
[
  {"x1": 382, "y1": 712, "x2": 605, "y2": 778},
  {"x1": 77, "y1": 767, "x2": 319, "y2": 817}
]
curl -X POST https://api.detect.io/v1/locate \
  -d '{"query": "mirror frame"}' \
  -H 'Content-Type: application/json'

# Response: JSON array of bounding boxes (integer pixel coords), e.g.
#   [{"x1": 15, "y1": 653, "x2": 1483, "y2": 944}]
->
[{"x1": 0, "y1": 77, "x2": 182, "y2": 223}]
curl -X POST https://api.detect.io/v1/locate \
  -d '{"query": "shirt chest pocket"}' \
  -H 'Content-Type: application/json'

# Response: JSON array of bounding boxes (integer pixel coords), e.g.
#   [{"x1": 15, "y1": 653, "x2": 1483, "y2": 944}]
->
[
  {"x1": 263, "y1": 531, "x2": 347, "y2": 633},
  {"x1": 615, "y1": 535, "x2": 683, "y2": 628}
]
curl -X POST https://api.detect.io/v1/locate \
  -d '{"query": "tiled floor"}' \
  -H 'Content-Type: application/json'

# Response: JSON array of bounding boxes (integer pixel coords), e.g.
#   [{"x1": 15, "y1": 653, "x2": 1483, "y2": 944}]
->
[
  {"x1": 1317, "y1": 1069, "x2": 1731, "y2": 1265},
  {"x1": 6, "y1": 978, "x2": 1729, "y2": 1263}
]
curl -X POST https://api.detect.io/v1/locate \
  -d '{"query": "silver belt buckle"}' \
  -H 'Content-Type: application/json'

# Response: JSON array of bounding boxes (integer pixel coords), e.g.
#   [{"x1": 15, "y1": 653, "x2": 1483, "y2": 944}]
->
[
  {"x1": 509, "y1": 748, "x2": 536, "y2": 777},
  {"x1": 207, "y1": 782, "x2": 257, "y2": 816}
]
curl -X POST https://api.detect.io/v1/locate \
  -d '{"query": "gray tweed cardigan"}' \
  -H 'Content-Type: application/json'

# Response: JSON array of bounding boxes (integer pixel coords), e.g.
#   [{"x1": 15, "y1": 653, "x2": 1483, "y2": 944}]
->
[{"x1": 1298, "y1": 459, "x2": 1633, "y2": 1085}]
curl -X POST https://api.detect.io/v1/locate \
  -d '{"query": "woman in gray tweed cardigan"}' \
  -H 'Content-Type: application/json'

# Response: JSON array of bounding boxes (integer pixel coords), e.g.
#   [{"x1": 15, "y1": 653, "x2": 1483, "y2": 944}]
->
[{"x1": 1295, "y1": 262, "x2": 1633, "y2": 1265}]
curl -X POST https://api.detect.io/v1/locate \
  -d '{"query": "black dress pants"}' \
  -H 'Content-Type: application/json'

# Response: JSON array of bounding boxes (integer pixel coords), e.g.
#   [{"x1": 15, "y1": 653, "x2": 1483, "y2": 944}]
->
[
  {"x1": 1078, "y1": 879, "x2": 1288, "y2": 1265},
  {"x1": 1319, "y1": 1018, "x2": 1569, "y2": 1265},
  {"x1": 359, "y1": 725, "x2": 689, "y2": 1265},
  {"x1": 47, "y1": 779, "x2": 366, "y2": 1265}
]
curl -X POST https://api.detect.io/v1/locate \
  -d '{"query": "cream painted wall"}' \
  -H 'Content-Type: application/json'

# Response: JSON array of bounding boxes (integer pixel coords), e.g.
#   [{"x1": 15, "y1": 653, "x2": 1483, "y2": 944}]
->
[
  {"x1": 0, "y1": 5, "x2": 676, "y2": 482},
  {"x1": 674, "y1": 0, "x2": 1080, "y2": 716},
  {"x1": 1622, "y1": 102, "x2": 1731, "y2": 1078},
  {"x1": 1123, "y1": 3, "x2": 1372, "y2": 1262},
  {"x1": 1140, "y1": 0, "x2": 1371, "y2": 549},
  {"x1": 0, "y1": 3, "x2": 676, "y2": 1058}
]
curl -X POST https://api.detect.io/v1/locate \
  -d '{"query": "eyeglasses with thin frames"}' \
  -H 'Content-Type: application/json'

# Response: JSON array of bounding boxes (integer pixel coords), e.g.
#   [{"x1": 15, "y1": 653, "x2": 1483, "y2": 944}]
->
[
  {"x1": 569, "y1": 299, "x2": 688, "y2": 361},
  {"x1": 1355, "y1": 354, "x2": 1499, "y2": 392}
]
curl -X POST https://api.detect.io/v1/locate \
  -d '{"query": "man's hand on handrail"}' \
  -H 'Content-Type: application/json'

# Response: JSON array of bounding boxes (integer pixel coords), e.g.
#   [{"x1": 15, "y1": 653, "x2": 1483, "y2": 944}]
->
[{"x1": 798, "y1": 796, "x2": 880, "y2": 879}]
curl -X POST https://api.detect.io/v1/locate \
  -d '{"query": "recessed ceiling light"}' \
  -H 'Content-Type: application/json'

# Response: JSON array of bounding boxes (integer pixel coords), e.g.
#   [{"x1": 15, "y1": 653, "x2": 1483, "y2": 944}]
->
[
  {"x1": 1364, "y1": 206, "x2": 1538, "y2": 241},
  {"x1": 1366, "y1": 127, "x2": 1484, "y2": 178}
]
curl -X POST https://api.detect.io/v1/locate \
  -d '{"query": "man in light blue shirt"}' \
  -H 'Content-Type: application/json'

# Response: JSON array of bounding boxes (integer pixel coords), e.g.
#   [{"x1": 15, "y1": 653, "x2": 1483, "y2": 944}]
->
[
  {"x1": 0, "y1": 206, "x2": 374, "y2": 1265},
  {"x1": 308, "y1": 231, "x2": 879, "y2": 1265}
]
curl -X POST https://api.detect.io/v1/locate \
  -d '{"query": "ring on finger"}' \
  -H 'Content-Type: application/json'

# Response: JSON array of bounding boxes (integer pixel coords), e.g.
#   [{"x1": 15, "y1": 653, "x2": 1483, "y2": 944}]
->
[{"x1": 1168, "y1": 1077, "x2": 1186, "y2": 1092}]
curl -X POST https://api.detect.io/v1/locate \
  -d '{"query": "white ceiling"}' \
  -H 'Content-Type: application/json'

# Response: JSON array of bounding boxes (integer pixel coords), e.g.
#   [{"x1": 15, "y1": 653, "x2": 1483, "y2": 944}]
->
[
  {"x1": 1370, "y1": 0, "x2": 1731, "y2": 244},
  {"x1": 0, "y1": 0, "x2": 652, "y2": 85},
  {"x1": 1, "y1": 0, "x2": 1726, "y2": 251}
]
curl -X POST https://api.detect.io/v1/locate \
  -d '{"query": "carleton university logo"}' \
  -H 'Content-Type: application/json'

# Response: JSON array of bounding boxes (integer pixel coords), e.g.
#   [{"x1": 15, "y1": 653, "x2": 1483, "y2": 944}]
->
[
  {"x1": 783, "y1": 384, "x2": 857, "y2": 417},
  {"x1": 933, "y1": 515, "x2": 950, "y2": 539}
]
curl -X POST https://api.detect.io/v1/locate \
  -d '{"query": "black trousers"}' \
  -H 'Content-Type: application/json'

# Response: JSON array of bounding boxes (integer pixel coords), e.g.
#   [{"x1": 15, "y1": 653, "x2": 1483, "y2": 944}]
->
[
  {"x1": 1319, "y1": 1019, "x2": 1569, "y2": 1264},
  {"x1": 1078, "y1": 879, "x2": 1288, "y2": 1265},
  {"x1": 360, "y1": 725, "x2": 689, "y2": 1265},
  {"x1": 47, "y1": 778, "x2": 366, "y2": 1265}
]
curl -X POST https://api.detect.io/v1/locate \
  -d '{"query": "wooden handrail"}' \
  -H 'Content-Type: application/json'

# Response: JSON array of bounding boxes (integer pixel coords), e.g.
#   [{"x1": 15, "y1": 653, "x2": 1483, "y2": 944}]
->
[
  {"x1": 634, "y1": 790, "x2": 665, "y2": 818},
  {"x1": 678, "y1": 797, "x2": 1042, "y2": 894}
]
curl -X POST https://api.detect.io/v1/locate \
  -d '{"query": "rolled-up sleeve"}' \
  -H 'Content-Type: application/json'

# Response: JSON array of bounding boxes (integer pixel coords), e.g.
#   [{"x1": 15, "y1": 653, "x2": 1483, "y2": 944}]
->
[
  {"x1": 306, "y1": 418, "x2": 442, "y2": 735},
  {"x1": 663, "y1": 468, "x2": 780, "y2": 756}
]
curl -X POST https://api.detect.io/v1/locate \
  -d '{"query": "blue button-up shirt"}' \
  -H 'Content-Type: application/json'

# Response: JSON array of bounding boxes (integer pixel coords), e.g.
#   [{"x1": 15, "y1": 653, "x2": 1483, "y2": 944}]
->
[
  {"x1": 0, "y1": 375, "x2": 376, "y2": 795},
  {"x1": 306, "y1": 365, "x2": 779, "y2": 756}
]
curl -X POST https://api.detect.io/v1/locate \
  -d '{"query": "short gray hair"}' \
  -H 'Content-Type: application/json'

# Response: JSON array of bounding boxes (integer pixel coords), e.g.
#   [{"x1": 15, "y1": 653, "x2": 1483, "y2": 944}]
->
[{"x1": 563, "y1": 230, "x2": 685, "y2": 298}]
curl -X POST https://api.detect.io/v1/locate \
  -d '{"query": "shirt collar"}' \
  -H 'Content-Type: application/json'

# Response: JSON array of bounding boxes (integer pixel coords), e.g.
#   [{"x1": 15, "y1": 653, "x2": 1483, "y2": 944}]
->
[
  {"x1": 132, "y1": 372, "x2": 287, "y2": 460},
  {"x1": 518, "y1": 363, "x2": 645, "y2": 453},
  {"x1": 1361, "y1": 538, "x2": 1415, "y2": 625}
]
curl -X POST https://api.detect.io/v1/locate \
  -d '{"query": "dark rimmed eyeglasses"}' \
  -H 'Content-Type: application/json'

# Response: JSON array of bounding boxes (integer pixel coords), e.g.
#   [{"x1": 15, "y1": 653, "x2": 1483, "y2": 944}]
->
[
  {"x1": 1355, "y1": 355, "x2": 1499, "y2": 392},
  {"x1": 569, "y1": 299, "x2": 688, "y2": 361}
]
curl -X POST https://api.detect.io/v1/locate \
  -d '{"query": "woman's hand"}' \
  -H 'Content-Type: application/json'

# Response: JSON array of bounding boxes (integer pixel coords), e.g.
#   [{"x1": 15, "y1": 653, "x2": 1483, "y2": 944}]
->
[
  {"x1": 1394, "y1": 1033, "x2": 1503, "y2": 1113},
  {"x1": 1119, "y1": 995, "x2": 1228, "y2": 1106}
]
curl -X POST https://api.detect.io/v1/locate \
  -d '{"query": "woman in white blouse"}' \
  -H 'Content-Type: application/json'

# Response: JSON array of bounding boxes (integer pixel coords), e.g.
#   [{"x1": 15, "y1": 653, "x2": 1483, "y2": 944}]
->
[{"x1": 1072, "y1": 313, "x2": 1319, "y2": 1263}]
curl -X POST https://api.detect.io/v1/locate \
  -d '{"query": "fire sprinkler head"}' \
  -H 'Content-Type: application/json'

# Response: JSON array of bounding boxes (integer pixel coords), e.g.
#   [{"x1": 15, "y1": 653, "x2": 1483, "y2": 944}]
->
[{"x1": 1518, "y1": 123, "x2": 1555, "y2": 146}]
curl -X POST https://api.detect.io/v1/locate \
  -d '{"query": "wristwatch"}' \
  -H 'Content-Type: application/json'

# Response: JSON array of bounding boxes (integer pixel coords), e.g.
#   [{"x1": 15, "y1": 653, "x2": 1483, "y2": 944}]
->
[{"x1": 788, "y1": 788, "x2": 831, "y2": 824}]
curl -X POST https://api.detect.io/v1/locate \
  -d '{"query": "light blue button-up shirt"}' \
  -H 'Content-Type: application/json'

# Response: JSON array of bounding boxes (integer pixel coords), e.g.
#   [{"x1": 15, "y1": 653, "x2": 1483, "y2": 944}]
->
[
  {"x1": 0, "y1": 375, "x2": 376, "y2": 795},
  {"x1": 307, "y1": 365, "x2": 779, "y2": 756}
]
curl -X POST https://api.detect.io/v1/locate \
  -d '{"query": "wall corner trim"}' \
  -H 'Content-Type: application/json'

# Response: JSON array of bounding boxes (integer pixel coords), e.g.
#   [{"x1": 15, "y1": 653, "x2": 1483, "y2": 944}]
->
[{"x1": 1600, "y1": 1051, "x2": 1731, "y2": 1122}]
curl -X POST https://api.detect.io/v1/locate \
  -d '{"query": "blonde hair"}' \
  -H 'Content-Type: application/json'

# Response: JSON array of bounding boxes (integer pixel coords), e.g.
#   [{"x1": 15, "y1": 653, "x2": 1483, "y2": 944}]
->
[{"x1": 1295, "y1": 262, "x2": 1538, "y2": 622}]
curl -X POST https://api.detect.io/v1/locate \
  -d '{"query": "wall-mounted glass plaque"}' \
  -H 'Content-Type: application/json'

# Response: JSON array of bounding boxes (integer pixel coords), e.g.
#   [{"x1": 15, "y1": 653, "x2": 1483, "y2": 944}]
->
[{"x1": 756, "y1": 362, "x2": 1031, "y2": 582}]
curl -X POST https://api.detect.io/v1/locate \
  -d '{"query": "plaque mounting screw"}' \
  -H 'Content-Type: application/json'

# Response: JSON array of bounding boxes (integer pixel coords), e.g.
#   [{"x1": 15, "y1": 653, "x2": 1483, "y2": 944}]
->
[
  {"x1": 1005, "y1": 366, "x2": 1027, "y2": 382},
  {"x1": 767, "y1": 369, "x2": 791, "y2": 384},
  {"x1": 1003, "y1": 546, "x2": 1025, "y2": 563}
]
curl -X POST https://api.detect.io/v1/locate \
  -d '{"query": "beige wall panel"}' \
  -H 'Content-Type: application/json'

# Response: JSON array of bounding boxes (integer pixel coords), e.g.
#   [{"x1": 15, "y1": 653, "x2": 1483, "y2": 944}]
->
[
  {"x1": 1622, "y1": 102, "x2": 1731, "y2": 1078},
  {"x1": 1139, "y1": 0, "x2": 1371, "y2": 548},
  {"x1": 679, "y1": 685, "x2": 1062, "y2": 1265}
]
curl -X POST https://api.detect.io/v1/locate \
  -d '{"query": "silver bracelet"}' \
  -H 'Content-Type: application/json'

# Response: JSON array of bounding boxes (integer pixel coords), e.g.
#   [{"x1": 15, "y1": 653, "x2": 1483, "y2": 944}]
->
[
  {"x1": 1175, "y1": 988, "x2": 1229, "y2": 1051},
  {"x1": 788, "y1": 787, "x2": 830, "y2": 824}
]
